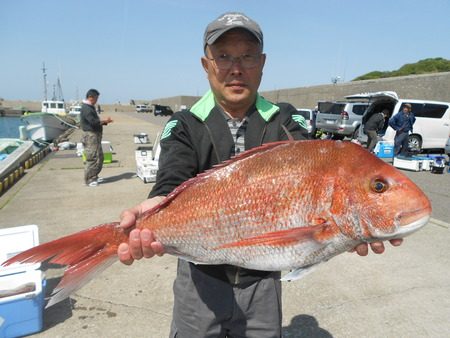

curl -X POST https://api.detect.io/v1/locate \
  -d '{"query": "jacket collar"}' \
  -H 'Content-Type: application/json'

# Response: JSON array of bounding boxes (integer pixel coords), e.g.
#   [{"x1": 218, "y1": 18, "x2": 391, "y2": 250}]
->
[{"x1": 190, "y1": 90, "x2": 280, "y2": 122}]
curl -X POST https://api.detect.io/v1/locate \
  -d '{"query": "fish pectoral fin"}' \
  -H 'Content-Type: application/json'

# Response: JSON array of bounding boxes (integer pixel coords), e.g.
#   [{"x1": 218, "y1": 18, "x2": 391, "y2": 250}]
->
[
  {"x1": 214, "y1": 225, "x2": 324, "y2": 250},
  {"x1": 280, "y1": 264, "x2": 321, "y2": 282}
]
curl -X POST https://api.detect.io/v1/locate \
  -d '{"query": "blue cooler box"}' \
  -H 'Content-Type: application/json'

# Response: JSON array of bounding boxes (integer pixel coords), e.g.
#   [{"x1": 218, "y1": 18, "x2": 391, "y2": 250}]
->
[
  {"x1": 0, "y1": 225, "x2": 46, "y2": 338},
  {"x1": 375, "y1": 142, "x2": 394, "y2": 158}
]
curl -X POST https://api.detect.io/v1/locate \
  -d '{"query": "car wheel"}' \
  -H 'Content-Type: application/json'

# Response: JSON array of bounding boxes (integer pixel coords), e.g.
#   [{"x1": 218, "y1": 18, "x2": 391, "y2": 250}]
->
[
  {"x1": 352, "y1": 126, "x2": 360, "y2": 140},
  {"x1": 408, "y1": 134, "x2": 422, "y2": 153}
]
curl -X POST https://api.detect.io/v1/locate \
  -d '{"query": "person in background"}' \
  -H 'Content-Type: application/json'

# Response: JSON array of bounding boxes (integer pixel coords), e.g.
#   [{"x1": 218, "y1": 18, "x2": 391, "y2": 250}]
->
[
  {"x1": 389, "y1": 103, "x2": 416, "y2": 156},
  {"x1": 311, "y1": 106, "x2": 319, "y2": 139},
  {"x1": 116, "y1": 12, "x2": 403, "y2": 338},
  {"x1": 364, "y1": 108, "x2": 389, "y2": 153},
  {"x1": 80, "y1": 89, "x2": 113, "y2": 187}
]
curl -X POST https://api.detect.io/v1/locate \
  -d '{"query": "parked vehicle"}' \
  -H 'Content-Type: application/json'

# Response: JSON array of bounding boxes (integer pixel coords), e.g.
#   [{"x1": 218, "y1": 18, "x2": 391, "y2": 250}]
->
[
  {"x1": 153, "y1": 104, "x2": 173, "y2": 116},
  {"x1": 295, "y1": 108, "x2": 314, "y2": 136},
  {"x1": 315, "y1": 100, "x2": 369, "y2": 139},
  {"x1": 354, "y1": 91, "x2": 450, "y2": 152},
  {"x1": 136, "y1": 104, "x2": 152, "y2": 113}
]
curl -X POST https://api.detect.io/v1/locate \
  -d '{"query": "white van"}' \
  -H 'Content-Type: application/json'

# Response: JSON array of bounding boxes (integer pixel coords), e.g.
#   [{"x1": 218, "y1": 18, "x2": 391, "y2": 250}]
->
[
  {"x1": 136, "y1": 104, "x2": 151, "y2": 113},
  {"x1": 353, "y1": 91, "x2": 450, "y2": 152}
]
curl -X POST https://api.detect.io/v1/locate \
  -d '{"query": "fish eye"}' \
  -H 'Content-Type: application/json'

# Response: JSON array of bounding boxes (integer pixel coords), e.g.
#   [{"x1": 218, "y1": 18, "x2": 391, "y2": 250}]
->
[{"x1": 371, "y1": 178, "x2": 388, "y2": 193}]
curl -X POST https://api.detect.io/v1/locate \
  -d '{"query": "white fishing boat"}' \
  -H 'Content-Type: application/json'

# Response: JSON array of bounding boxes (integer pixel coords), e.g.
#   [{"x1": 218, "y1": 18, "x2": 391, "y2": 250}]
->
[
  {"x1": 20, "y1": 64, "x2": 78, "y2": 143},
  {"x1": 21, "y1": 111, "x2": 76, "y2": 142},
  {"x1": 0, "y1": 138, "x2": 34, "y2": 178},
  {"x1": 68, "y1": 104, "x2": 82, "y2": 120}
]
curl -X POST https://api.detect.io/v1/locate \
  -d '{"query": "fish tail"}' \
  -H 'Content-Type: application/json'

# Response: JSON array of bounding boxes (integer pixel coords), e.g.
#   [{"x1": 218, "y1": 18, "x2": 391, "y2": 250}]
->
[{"x1": 1, "y1": 222, "x2": 128, "y2": 307}]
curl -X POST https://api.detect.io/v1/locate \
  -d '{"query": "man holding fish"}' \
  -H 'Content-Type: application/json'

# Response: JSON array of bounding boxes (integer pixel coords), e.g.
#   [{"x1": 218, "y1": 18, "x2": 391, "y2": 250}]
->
[{"x1": 117, "y1": 12, "x2": 403, "y2": 338}]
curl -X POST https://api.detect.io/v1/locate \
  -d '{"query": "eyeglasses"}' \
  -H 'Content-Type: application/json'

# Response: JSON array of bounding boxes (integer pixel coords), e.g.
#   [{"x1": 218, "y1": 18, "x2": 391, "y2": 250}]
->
[{"x1": 207, "y1": 53, "x2": 262, "y2": 70}]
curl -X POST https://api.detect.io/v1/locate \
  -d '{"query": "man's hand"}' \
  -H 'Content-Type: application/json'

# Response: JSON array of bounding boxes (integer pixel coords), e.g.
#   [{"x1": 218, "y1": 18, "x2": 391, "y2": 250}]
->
[
  {"x1": 101, "y1": 117, "x2": 114, "y2": 125},
  {"x1": 351, "y1": 239, "x2": 403, "y2": 256},
  {"x1": 117, "y1": 197, "x2": 166, "y2": 265}
]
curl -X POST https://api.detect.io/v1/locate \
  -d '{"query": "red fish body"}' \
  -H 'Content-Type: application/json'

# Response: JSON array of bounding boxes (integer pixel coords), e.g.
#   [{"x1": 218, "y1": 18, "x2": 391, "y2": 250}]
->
[{"x1": 1, "y1": 140, "x2": 432, "y2": 307}]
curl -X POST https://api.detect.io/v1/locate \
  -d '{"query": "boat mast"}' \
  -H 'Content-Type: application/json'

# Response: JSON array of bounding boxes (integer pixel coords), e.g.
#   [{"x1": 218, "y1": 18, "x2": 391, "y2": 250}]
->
[
  {"x1": 42, "y1": 62, "x2": 48, "y2": 101},
  {"x1": 56, "y1": 77, "x2": 64, "y2": 102}
]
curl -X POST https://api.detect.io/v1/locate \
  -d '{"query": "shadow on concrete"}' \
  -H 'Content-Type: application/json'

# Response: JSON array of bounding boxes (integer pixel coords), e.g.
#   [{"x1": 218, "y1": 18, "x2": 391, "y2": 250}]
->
[
  {"x1": 102, "y1": 172, "x2": 136, "y2": 183},
  {"x1": 42, "y1": 276, "x2": 74, "y2": 331},
  {"x1": 282, "y1": 314, "x2": 333, "y2": 338}
]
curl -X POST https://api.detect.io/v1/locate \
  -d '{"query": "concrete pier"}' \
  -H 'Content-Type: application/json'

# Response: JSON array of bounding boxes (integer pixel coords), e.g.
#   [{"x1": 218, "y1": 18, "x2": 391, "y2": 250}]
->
[{"x1": 0, "y1": 110, "x2": 449, "y2": 337}]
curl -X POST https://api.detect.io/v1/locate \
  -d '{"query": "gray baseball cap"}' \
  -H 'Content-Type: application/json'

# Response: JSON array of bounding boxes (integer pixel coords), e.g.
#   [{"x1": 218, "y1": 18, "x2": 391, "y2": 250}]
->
[{"x1": 204, "y1": 12, "x2": 263, "y2": 49}]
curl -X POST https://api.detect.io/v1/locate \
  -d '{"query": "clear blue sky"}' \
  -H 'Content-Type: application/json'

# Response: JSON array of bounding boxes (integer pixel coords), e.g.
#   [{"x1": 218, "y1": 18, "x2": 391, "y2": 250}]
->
[{"x1": 1, "y1": 0, "x2": 449, "y2": 104}]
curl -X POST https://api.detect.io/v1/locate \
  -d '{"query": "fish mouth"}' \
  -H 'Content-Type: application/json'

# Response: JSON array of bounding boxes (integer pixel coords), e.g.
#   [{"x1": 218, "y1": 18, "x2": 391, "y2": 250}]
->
[
  {"x1": 375, "y1": 208, "x2": 431, "y2": 241},
  {"x1": 394, "y1": 212, "x2": 430, "y2": 237}
]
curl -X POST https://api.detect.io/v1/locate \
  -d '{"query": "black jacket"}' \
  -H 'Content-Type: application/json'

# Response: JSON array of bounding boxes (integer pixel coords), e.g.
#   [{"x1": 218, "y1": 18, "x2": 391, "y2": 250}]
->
[
  {"x1": 80, "y1": 103, "x2": 102, "y2": 133},
  {"x1": 364, "y1": 112, "x2": 385, "y2": 132},
  {"x1": 151, "y1": 95, "x2": 308, "y2": 197},
  {"x1": 149, "y1": 91, "x2": 309, "y2": 285}
]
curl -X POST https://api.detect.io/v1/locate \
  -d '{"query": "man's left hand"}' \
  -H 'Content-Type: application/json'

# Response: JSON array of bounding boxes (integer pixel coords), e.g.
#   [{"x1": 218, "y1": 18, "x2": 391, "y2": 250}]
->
[{"x1": 351, "y1": 239, "x2": 403, "y2": 256}]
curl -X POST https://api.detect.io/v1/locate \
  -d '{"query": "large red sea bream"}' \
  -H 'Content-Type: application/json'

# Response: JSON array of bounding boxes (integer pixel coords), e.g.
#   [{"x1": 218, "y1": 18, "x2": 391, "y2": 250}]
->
[{"x1": 2, "y1": 140, "x2": 432, "y2": 307}]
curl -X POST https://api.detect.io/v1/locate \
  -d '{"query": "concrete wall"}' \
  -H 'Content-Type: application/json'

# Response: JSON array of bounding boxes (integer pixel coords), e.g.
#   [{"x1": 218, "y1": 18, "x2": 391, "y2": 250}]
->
[
  {"x1": 3, "y1": 72, "x2": 450, "y2": 113},
  {"x1": 260, "y1": 72, "x2": 450, "y2": 109}
]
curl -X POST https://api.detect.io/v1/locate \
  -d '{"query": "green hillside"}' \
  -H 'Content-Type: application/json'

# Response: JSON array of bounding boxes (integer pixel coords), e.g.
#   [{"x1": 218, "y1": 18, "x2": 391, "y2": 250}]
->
[{"x1": 353, "y1": 58, "x2": 450, "y2": 81}]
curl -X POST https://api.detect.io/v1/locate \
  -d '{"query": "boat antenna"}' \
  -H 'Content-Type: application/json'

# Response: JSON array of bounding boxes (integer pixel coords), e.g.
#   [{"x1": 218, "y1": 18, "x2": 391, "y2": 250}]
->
[
  {"x1": 52, "y1": 84, "x2": 57, "y2": 101},
  {"x1": 42, "y1": 62, "x2": 48, "y2": 101}
]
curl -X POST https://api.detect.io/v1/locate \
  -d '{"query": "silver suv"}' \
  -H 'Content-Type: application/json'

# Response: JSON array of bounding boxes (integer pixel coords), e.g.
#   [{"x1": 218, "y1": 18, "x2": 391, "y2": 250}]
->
[{"x1": 315, "y1": 100, "x2": 368, "y2": 139}]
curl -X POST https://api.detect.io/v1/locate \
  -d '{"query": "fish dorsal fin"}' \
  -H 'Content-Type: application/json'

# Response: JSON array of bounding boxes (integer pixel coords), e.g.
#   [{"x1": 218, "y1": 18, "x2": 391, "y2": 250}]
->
[{"x1": 142, "y1": 140, "x2": 295, "y2": 217}]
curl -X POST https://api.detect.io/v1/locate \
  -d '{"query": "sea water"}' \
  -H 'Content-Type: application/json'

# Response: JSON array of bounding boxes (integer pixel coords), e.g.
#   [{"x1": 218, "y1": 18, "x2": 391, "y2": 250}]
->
[{"x1": 0, "y1": 116, "x2": 25, "y2": 138}]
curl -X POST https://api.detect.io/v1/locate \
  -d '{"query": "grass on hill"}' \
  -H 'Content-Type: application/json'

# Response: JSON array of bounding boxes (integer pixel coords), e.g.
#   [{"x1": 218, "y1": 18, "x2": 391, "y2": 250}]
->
[{"x1": 353, "y1": 58, "x2": 450, "y2": 81}]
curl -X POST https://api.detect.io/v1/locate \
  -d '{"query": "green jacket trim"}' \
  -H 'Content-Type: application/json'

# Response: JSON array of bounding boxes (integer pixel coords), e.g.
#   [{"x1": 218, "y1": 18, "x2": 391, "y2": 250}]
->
[{"x1": 190, "y1": 90, "x2": 280, "y2": 122}]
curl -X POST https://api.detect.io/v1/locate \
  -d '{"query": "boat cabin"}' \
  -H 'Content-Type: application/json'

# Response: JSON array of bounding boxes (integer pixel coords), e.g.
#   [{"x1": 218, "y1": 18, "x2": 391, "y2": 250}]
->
[{"x1": 41, "y1": 100, "x2": 66, "y2": 115}]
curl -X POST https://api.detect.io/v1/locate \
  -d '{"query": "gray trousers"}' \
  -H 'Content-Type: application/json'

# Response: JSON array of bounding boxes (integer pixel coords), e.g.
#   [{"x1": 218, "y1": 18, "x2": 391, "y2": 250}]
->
[
  {"x1": 170, "y1": 260, "x2": 282, "y2": 338},
  {"x1": 81, "y1": 131, "x2": 103, "y2": 184},
  {"x1": 365, "y1": 129, "x2": 379, "y2": 153}
]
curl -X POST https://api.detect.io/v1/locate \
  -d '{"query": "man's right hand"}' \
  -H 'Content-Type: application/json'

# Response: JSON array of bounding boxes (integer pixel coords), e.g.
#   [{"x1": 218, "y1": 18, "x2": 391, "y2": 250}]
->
[{"x1": 118, "y1": 197, "x2": 166, "y2": 265}]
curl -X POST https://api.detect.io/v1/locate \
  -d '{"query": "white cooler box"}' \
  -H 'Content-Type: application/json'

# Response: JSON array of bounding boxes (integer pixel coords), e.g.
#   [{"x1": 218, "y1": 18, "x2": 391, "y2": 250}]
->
[
  {"x1": 134, "y1": 133, "x2": 149, "y2": 144},
  {"x1": 393, "y1": 156, "x2": 423, "y2": 171},
  {"x1": 135, "y1": 146, "x2": 158, "y2": 183},
  {"x1": 0, "y1": 225, "x2": 46, "y2": 338}
]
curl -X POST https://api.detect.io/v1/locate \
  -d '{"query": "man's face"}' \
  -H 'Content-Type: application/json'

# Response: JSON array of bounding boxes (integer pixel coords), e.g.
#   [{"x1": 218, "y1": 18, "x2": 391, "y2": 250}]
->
[
  {"x1": 403, "y1": 106, "x2": 411, "y2": 114},
  {"x1": 202, "y1": 29, "x2": 266, "y2": 112},
  {"x1": 88, "y1": 95, "x2": 99, "y2": 105}
]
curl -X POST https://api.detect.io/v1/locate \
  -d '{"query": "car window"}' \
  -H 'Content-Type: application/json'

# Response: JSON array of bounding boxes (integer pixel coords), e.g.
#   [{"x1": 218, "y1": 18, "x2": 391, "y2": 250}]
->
[
  {"x1": 415, "y1": 103, "x2": 449, "y2": 118},
  {"x1": 396, "y1": 103, "x2": 423, "y2": 115},
  {"x1": 318, "y1": 102, "x2": 345, "y2": 114},
  {"x1": 296, "y1": 110, "x2": 311, "y2": 120},
  {"x1": 351, "y1": 104, "x2": 368, "y2": 116}
]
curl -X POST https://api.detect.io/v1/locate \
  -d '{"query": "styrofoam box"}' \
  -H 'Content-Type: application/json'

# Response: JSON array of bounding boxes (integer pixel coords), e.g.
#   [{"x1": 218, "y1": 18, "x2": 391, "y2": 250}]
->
[
  {"x1": 0, "y1": 225, "x2": 46, "y2": 338},
  {"x1": 136, "y1": 157, "x2": 158, "y2": 183},
  {"x1": 134, "y1": 133, "x2": 149, "y2": 144},
  {"x1": 393, "y1": 157, "x2": 422, "y2": 171},
  {"x1": 135, "y1": 146, "x2": 153, "y2": 162}
]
